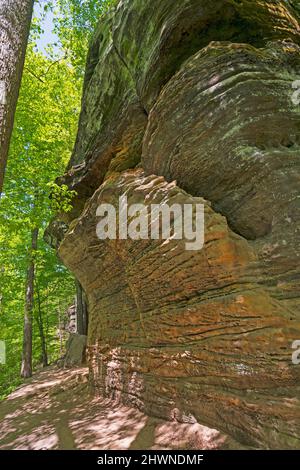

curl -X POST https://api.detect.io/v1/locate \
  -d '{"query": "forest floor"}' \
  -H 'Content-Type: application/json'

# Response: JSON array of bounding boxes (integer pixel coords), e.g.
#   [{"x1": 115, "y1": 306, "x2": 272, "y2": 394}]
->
[{"x1": 0, "y1": 366, "x2": 237, "y2": 450}]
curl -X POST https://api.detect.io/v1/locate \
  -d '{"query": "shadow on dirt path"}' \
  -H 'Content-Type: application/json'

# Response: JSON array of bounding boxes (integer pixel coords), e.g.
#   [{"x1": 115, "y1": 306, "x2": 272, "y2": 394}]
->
[{"x1": 0, "y1": 366, "x2": 241, "y2": 450}]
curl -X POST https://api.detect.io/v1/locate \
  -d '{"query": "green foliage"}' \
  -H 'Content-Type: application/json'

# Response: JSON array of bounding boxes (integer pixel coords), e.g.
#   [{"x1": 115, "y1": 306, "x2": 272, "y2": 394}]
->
[
  {"x1": 0, "y1": 16, "x2": 83, "y2": 399},
  {"x1": 42, "y1": 0, "x2": 117, "y2": 74},
  {"x1": 48, "y1": 183, "x2": 77, "y2": 213},
  {"x1": 0, "y1": 0, "x2": 115, "y2": 403}
]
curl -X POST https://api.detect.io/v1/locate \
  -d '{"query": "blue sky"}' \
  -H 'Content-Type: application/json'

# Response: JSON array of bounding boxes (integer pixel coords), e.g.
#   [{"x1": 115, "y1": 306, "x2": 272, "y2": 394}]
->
[{"x1": 33, "y1": 1, "x2": 59, "y2": 54}]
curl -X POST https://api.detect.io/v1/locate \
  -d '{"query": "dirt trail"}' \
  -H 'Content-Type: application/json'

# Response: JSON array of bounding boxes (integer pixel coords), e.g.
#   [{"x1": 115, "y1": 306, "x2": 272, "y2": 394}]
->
[{"x1": 0, "y1": 367, "x2": 238, "y2": 450}]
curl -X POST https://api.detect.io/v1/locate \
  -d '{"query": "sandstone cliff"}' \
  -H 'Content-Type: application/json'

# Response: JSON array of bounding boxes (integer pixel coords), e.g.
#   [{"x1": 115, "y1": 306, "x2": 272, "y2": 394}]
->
[{"x1": 51, "y1": 0, "x2": 300, "y2": 449}]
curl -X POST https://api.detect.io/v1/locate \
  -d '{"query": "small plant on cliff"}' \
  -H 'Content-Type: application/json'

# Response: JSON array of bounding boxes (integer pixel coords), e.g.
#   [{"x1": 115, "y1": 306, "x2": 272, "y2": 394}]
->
[{"x1": 48, "y1": 182, "x2": 77, "y2": 214}]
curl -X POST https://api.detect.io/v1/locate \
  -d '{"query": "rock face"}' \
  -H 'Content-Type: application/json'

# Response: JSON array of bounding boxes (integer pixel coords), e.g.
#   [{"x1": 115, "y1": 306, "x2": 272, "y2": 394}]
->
[
  {"x1": 59, "y1": 0, "x2": 300, "y2": 221},
  {"x1": 142, "y1": 41, "x2": 300, "y2": 241},
  {"x1": 52, "y1": 0, "x2": 300, "y2": 449},
  {"x1": 63, "y1": 334, "x2": 87, "y2": 367}
]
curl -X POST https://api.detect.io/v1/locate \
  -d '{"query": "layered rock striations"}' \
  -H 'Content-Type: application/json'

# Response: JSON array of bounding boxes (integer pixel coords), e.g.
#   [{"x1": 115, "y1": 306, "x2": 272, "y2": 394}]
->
[{"x1": 53, "y1": 0, "x2": 300, "y2": 448}]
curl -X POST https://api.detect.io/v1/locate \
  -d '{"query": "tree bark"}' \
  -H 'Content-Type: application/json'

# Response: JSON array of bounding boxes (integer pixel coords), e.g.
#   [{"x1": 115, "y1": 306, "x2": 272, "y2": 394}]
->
[
  {"x1": 58, "y1": 305, "x2": 63, "y2": 355},
  {"x1": 36, "y1": 282, "x2": 48, "y2": 367},
  {"x1": 0, "y1": 0, "x2": 34, "y2": 193},
  {"x1": 21, "y1": 227, "x2": 38, "y2": 378},
  {"x1": 75, "y1": 280, "x2": 88, "y2": 335}
]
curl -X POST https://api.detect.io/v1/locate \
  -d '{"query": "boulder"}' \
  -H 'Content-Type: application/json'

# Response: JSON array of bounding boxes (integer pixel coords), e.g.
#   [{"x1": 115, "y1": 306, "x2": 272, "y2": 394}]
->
[{"x1": 63, "y1": 334, "x2": 87, "y2": 367}]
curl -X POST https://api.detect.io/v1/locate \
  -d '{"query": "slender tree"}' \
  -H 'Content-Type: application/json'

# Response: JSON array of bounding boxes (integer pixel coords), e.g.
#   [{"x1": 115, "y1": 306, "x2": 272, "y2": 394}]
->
[
  {"x1": 36, "y1": 283, "x2": 48, "y2": 367},
  {"x1": 21, "y1": 227, "x2": 38, "y2": 378},
  {"x1": 0, "y1": 0, "x2": 34, "y2": 193}
]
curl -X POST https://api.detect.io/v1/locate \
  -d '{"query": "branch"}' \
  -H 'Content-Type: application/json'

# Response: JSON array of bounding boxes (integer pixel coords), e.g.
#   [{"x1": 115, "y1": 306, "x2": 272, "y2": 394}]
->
[{"x1": 24, "y1": 68, "x2": 45, "y2": 83}]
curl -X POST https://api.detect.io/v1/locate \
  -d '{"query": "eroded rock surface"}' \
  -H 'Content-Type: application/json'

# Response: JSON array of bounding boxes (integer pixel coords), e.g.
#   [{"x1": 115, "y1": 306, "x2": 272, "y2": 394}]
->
[
  {"x1": 51, "y1": 0, "x2": 300, "y2": 449},
  {"x1": 59, "y1": 170, "x2": 300, "y2": 448},
  {"x1": 142, "y1": 41, "x2": 300, "y2": 239},
  {"x1": 142, "y1": 40, "x2": 300, "y2": 310}
]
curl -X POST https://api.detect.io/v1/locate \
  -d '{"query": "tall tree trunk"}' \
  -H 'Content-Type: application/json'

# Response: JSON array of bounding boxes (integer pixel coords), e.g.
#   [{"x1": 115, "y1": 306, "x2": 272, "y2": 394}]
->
[
  {"x1": 36, "y1": 282, "x2": 48, "y2": 367},
  {"x1": 0, "y1": 0, "x2": 34, "y2": 193},
  {"x1": 21, "y1": 227, "x2": 38, "y2": 378},
  {"x1": 58, "y1": 305, "x2": 63, "y2": 355},
  {"x1": 75, "y1": 280, "x2": 88, "y2": 335}
]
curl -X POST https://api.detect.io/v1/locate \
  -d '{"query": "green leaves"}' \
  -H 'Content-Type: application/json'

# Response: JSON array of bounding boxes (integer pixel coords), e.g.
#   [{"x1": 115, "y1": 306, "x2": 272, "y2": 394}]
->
[
  {"x1": 47, "y1": 182, "x2": 77, "y2": 213},
  {"x1": 0, "y1": 0, "x2": 116, "y2": 401},
  {"x1": 0, "y1": 4, "x2": 84, "y2": 398},
  {"x1": 52, "y1": 0, "x2": 117, "y2": 74}
]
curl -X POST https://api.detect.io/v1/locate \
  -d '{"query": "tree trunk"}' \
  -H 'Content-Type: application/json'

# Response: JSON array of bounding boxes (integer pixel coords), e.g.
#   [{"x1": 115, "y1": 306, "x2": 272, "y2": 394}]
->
[
  {"x1": 21, "y1": 227, "x2": 38, "y2": 378},
  {"x1": 58, "y1": 305, "x2": 63, "y2": 355},
  {"x1": 36, "y1": 282, "x2": 48, "y2": 367},
  {"x1": 0, "y1": 0, "x2": 34, "y2": 193},
  {"x1": 75, "y1": 280, "x2": 88, "y2": 335}
]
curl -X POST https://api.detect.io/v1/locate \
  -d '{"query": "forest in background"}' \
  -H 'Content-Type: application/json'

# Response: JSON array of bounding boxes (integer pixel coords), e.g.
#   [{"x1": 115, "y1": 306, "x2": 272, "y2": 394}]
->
[{"x1": 0, "y1": 0, "x2": 114, "y2": 399}]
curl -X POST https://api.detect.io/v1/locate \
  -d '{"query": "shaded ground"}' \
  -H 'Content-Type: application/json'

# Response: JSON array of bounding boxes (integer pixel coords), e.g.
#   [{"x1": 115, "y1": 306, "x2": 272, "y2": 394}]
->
[{"x1": 0, "y1": 367, "x2": 240, "y2": 450}]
